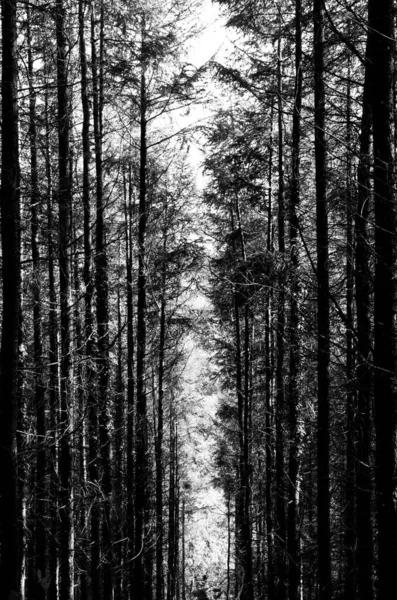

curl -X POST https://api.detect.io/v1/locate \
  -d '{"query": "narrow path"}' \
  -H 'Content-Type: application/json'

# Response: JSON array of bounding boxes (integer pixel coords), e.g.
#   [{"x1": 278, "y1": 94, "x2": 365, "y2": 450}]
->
[{"x1": 179, "y1": 330, "x2": 229, "y2": 596}]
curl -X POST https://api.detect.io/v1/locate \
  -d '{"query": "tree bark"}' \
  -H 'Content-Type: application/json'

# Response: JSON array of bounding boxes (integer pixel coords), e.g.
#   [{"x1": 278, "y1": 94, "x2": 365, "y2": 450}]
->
[
  {"x1": 56, "y1": 0, "x2": 73, "y2": 596},
  {"x1": 135, "y1": 25, "x2": 150, "y2": 597},
  {"x1": 156, "y1": 222, "x2": 167, "y2": 600},
  {"x1": 313, "y1": 0, "x2": 332, "y2": 597},
  {"x1": 27, "y1": 7, "x2": 47, "y2": 597},
  {"x1": 275, "y1": 36, "x2": 287, "y2": 600},
  {"x1": 124, "y1": 165, "x2": 136, "y2": 594},
  {"x1": 265, "y1": 108, "x2": 275, "y2": 600},
  {"x1": 45, "y1": 74, "x2": 59, "y2": 600},
  {"x1": 369, "y1": 0, "x2": 397, "y2": 596},
  {"x1": 0, "y1": 0, "x2": 21, "y2": 595},
  {"x1": 287, "y1": 1, "x2": 302, "y2": 597},
  {"x1": 355, "y1": 17, "x2": 373, "y2": 600},
  {"x1": 343, "y1": 48, "x2": 357, "y2": 600},
  {"x1": 92, "y1": 3, "x2": 113, "y2": 596}
]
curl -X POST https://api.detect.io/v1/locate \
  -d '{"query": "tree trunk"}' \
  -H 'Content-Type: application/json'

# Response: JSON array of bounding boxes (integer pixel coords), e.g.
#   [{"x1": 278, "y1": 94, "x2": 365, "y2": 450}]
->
[
  {"x1": 56, "y1": 0, "x2": 73, "y2": 596},
  {"x1": 135, "y1": 26, "x2": 150, "y2": 597},
  {"x1": 275, "y1": 37, "x2": 287, "y2": 600},
  {"x1": 156, "y1": 227, "x2": 167, "y2": 600},
  {"x1": 92, "y1": 3, "x2": 113, "y2": 596},
  {"x1": 0, "y1": 0, "x2": 21, "y2": 594},
  {"x1": 27, "y1": 6, "x2": 47, "y2": 596},
  {"x1": 167, "y1": 419, "x2": 177, "y2": 600},
  {"x1": 287, "y1": 1, "x2": 302, "y2": 597},
  {"x1": 369, "y1": 0, "x2": 397, "y2": 596},
  {"x1": 313, "y1": 0, "x2": 331, "y2": 597},
  {"x1": 45, "y1": 76, "x2": 59, "y2": 600},
  {"x1": 124, "y1": 165, "x2": 136, "y2": 595},
  {"x1": 265, "y1": 108, "x2": 275, "y2": 600},
  {"x1": 355, "y1": 17, "x2": 373, "y2": 600},
  {"x1": 80, "y1": 2, "x2": 102, "y2": 598},
  {"x1": 344, "y1": 52, "x2": 356, "y2": 600}
]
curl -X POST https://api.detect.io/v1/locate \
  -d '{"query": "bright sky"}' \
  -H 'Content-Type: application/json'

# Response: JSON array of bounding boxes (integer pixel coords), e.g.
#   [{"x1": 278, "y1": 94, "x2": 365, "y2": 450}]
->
[
  {"x1": 181, "y1": 1, "x2": 236, "y2": 190},
  {"x1": 188, "y1": 0, "x2": 231, "y2": 68}
]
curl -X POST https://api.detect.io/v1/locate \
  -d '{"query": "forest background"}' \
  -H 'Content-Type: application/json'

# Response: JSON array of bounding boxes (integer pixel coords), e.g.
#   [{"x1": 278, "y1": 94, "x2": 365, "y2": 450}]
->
[{"x1": 0, "y1": 0, "x2": 396, "y2": 600}]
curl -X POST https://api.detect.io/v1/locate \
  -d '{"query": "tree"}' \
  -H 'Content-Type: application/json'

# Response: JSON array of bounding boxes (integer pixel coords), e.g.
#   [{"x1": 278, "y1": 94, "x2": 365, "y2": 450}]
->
[
  {"x1": 0, "y1": 0, "x2": 21, "y2": 596},
  {"x1": 313, "y1": 1, "x2": 331, "y2": 597},
  {"x1": 369, "y1": 0, "x2": 397, "y2": 596},
  {"x1": 56, "y1": 0, "x2": 73, "y2": 596},
  {"x1": 287, "y1": 1, "x2": 302, "y2": 598}
]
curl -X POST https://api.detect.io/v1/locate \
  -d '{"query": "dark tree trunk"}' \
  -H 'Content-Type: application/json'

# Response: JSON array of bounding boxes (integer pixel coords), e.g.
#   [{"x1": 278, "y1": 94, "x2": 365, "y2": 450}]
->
[
  {"x1": 56, "y1": 0, "x2": 73, "y2": 596},
  {"x1": 156, "y1": 232, "x2": 167, "y2": 600},
  {"x1": 230, "y1": 194, "x2": 253, "y2": 600},
  {"x1": 275, "y1": 37, "x2": 287, "y2": 600},
  {"x1": 114, "y1": 260, "x2": 126, "y2": 600},
  {"x1": 235, "y1": 194, "x2": 253, "y2": 600},
  {"x1": 45, "y1": 77, "x2": 59, "y2": 600},
  {"x1": 92, "y1": 3, "x2": 113, "y2": 597},
  {"x1": 369, "y1": 0, "x2": 397, "y2": 596},
  {"x1": 313, "y1": 0, "x2": 332, "y2": 598},
  {"x1": 124, "y1": 165, "x2": 136, "y2": 595},
  {"x1": 287, "y1": 2, "x2": 302, "y2": 598},
  {"x1": 27, "y1": 7, "x2": 47, "y2": 597},
  {"x1": 80, "y1": 3, "x2": 102, "y2": 598},
  {"x1": 135, "y1": 32, "x2": 150, "y2": 597},
  {"x1": 344, "y1": 53, "x2": 356, "y2": 600},
  {"x1": 167, "y1": 419, "x2": 177, "y2": 600},
  {"x1": 265, "y1": 110, "x2": 275, "y2": 600},
  {"x1": 355, "y1": 18, "x2": 374, "y2": 600},
  {"x1": 0, "y1": 0, "x2": 21, "y2": 595}
]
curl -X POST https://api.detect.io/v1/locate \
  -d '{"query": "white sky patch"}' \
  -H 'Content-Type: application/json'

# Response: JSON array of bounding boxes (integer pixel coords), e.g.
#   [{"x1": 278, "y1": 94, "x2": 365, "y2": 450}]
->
[
  {"x1": 187, "y1": 0, "x2": 231, "y2": 68},
  {"x1": 179, "y1": 1, "x2": 238, "y2": 190}
]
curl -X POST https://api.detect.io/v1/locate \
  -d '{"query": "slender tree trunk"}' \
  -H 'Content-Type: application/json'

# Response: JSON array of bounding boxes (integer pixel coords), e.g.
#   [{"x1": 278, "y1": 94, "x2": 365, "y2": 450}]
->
[
  {"x1": 45, "y1": 74, "x2": 59, "y2": 600},
  {"x1": 226, "y1": 493, "x2": 231, "y2": 600},
  {"x1": 92, "y1": 3, "x2": 113, "y2": 597},
  {"x1": 174, "y1": 442, "x2": 180, "y2": 600},
  {"x1": 56, "y1": 0, "x2": 73, "y2": 595},
  {"x1": 234, "y1": 192, "x2": 253, "y2": 600},
  {"x1": 167, "y1": 419, "x2": 177, "y2": 600},
  {"x1": 115, "y1": 256, "x2": 126, "y2": 600},
  {"x1": 313, "y1": 0, "x2": 331, "y2": 598},
  {"x1": 27, "y1": 7, "x2": 48, "y2": 598},
  {"x1": 80, "y1": 3, "x2": 102, "y2": 598},
  {"x1": 230, "y1": 197, "x2": 251, "y2": 600},
  {"x1": 344, "y1": 55, "x2": 356, "y2": 600},
  {"x1": 265, "y1": 108, "x2": 275, "y2": 600},
  {"x1": 287, "y1": 2, "x2": 302, "y2": 598},
  {"x1": 275, "y1": 37, "x2": 287, "y2": 600},
  {"x1": 181, "y1": 498, "x2": 186, "y2": 600},
  {"x1": 124, "y1": 165, "x2": 136, "y2": 596},
  {"x1": 355, "y1": 19, "x2": 373, "y2": 600},
  {"x1": 71, "y1": 210, "x2": 84, "y2": 600},
  {"x1": 0, "y1": 0, "x2": 21, "y2": 594},
  {"x1": 135, "y1": 28, "x2": 150, "y2": 597},
  {"x1": 369, "y1": 1, "x2": 397, "y2": 596},
  {"x1": 156, "y1": 229, "x2": 167, "y2": 600}
]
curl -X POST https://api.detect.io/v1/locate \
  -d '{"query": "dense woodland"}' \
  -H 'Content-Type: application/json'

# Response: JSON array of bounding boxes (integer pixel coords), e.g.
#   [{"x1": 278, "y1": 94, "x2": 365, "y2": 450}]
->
[{"x1": 0, "y1": 0, "x2": 396, "y2": 599}]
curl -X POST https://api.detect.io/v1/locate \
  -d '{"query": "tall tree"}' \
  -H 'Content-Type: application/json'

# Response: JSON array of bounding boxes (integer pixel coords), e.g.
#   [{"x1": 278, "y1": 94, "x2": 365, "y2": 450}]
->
[
  {"x1": 27, "y1": 6, "x2": 48, "y2": 596},
  {"x1": 56, "y1": 0, "x2": 73, "y2": 596},
  {"x1": 287, "y1": 1, "x2": 302, "y2": 598},
  {"x1": 92, "y1": 2, "x2": 113, "y2": 596},
  {"x1": 0, "y1": 0, "x2": 21, "y2": 595},
  {"x1": 369, "y1": 0, "x2": 397, "y2": 597},
  {"x1": 313, "y1": 0, "x2": 332, "y2": 598},
  {"x1": 355, "y1": 13, "x2": 374, "y2": 600},
  {"x1": 274, "y1": 36, "x2": 287, "y2": 600},
  {"x1": 134, "y1": 17, "x2": 150, "y2": 599}
]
